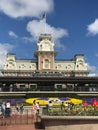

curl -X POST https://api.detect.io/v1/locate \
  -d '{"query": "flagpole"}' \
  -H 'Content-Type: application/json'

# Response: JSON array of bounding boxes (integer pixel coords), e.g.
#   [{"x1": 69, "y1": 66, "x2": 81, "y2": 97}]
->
[
  {"x1": 45, "y1": 15, "x2": 46, "y2": 34},
  {"x1": 42, "y1": 13, "x2": 46, "y2": 34}
]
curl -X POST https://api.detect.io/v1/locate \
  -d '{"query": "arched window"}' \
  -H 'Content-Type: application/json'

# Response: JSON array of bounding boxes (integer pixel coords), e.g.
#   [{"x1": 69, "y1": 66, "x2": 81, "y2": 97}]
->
[{"x1": 43, "y1": 59, "x2": 50, "y2": 69}]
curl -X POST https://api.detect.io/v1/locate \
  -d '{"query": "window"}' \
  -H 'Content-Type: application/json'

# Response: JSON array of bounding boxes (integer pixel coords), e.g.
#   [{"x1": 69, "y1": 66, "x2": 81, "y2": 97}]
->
[
  {"x1": 55, "y1": 84, "x2": 62, "y2": 91},
  {"x1": 29, "y1": 84, "x2": 37, "y2": 91},
  {"x1": 19, "y1": 84, "x2": 26, "y2": 91},
  {"x1": 43, "y1": 59, "x2": 50, "y2": 69}
]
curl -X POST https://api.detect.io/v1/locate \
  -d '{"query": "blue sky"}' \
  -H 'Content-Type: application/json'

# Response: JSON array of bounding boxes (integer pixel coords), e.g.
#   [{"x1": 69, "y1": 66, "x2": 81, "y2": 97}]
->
[{"x1": 0, "y1": 0, "x2": 98, "y2": 75}]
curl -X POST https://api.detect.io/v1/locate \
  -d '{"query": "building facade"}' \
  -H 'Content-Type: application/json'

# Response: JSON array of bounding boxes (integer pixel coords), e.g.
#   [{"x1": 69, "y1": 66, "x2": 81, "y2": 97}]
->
[
  {"x1": 1, "y1": 34, "x2": 96, "y2": 94},
  {"x1": 2, "y1": 34, "x2": 89, "y2": 77}
]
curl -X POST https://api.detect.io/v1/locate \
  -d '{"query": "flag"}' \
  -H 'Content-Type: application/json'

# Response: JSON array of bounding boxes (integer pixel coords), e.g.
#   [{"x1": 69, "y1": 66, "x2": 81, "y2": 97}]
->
[{"x1": 42, "y1": 13, "x2": 46, "y2": 20}]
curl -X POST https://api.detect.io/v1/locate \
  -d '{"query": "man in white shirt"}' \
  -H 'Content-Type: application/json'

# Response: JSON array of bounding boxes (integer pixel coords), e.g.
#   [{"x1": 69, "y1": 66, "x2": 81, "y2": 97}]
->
[{"x1": 6, "y1": 101, "x2": 11, "y2": 117}]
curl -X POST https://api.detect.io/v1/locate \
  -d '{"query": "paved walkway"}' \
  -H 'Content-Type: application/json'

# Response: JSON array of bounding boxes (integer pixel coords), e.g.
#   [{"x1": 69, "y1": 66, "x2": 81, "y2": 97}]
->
[
  {"x1": 0, "y1": 106, "x2": 44, "y2": 130},
  {"x1": 0, "y1": 113, "x2": 43, "y2": 130},
  {"x1": 0, "y1": 121, "x2": 44, "y2": 130},
  {"x1": 0, "y1": 124, "x2": 36, "y2": 130}
]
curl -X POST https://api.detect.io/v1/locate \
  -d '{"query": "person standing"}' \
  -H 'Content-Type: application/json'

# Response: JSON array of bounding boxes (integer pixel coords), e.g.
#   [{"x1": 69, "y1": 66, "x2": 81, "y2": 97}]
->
[
  {"x1": 20, "y1": 104, "x2": 24, "y2": 114},
  {"x1": 32, "y1": 100, "x2": 37, "y2": 122},
  {"x1": 6, "y1": 100, "x2": 11, "y2": 117},
  {"x1": 48, "y1": 101, "x2": 53, "y2": 110},
  {"x1": 61, "y1": 101, "x2": 65, "y2": 111},
  {"x1": 36, "y1": 102, "x2": 40, "y2": 115},
  {"x1": 15, "y1": 103, "x2": 20, "y2": 114},
  {"x1": 1, "y1": 101, "x2": 6, "y2": 118}
]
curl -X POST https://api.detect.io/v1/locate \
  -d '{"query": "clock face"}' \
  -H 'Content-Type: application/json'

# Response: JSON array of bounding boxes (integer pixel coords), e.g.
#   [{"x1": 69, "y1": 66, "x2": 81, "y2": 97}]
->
[
  {"x1": 44, "y1": 43, "x2": 50, "y2": 50},
  {"x1": 45, "y1": 43, "x2": 49, "y2": 48}
]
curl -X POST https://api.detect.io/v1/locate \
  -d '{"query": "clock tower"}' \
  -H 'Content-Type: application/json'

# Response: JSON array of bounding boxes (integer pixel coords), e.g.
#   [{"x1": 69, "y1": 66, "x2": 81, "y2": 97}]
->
[{"x1": 34, "y1": 34, "x2": 57, "y2": 70}]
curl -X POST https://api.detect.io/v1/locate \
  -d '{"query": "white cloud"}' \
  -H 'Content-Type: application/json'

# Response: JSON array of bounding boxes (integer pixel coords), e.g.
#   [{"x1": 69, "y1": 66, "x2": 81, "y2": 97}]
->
[
  {"x1": 0, "y1": 0, "x2": 54, "y2": 18},
  {"x1": 87, "y1": 19, "x2": 98, "y2": 36},
  {"x1": 87, "y1": 64, "x2": 96, "y2": 72},
  {"x1": 0, "y1": 0, "x2": 68, "y2": 50},
  {"x1": 8, "y1": 30, "x2": 34, "y2": 43},
  {"x1": 27, "y1": 19, "x2": 68, "y2": 49},
  {"x1": 0, "y1": 43, "x2": 13, "y2": 69},
  {"x1": 22, "y1": 37, "x2": 34, "y2": 43},
  {"x1": 8, "y1": 31, "x2": 18, "y2": 38},
  {"x1": 55, "y1": 40, "x2": 66, "y2": 50},
  {"x1": 88, "y1": 73, "x2": 96, "y2": 77},
  {"x1": 0, "y1": 0, "x2": 67, "y2": 50},
  {"x1": 87, "y1": 64, "x2": 98, "y2": 76}
]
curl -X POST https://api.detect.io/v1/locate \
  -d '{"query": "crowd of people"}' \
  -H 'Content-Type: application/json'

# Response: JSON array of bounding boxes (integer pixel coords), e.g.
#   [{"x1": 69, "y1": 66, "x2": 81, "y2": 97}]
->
[
  {"x1": 1, "y1": 101, "x2": 11, "y2": 118},
  {"x1": 1, "y1": 101, "x2": 24, "y2": 118},
  {"x1": 1, "y1": 99, "x2": 40, "y2": 120}
]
